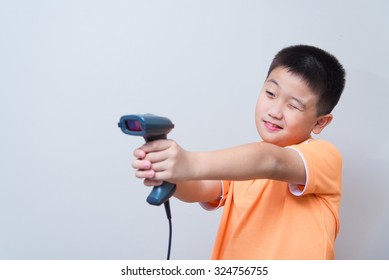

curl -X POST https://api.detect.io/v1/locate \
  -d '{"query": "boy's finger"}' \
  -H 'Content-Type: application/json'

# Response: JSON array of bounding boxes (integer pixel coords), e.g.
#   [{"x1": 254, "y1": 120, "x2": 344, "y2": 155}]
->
[
  {"x1": 141, "y1": 139, "x2": 172, "y2": 153},
  {"x1": 135, "y1": 169, "x2": 155, "y2": 179},
  {"x1": 133, "y1": 148, "x2": 146, "y2": 159},
  {"x1": 144, "y1": 179, "x2": 164, "y2": 187},
  {"x1": 132, "y1": 159, "x2": 152, "y2": 170}
]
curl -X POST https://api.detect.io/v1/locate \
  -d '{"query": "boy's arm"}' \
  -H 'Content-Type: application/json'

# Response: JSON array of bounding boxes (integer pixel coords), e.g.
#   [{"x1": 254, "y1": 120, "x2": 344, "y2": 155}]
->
[
  {"x1": 132, "y1": 145, "x2": 223, "y2": 203},
  {"x1": 191, "y1": 142, "x2": 306, "y2": 185},
  {"x1": 173, "y1": 180, "x2": 222, "y2": 203},
  {"x1": 132, "y1": 140, "x2": 306, "y2": 201}
]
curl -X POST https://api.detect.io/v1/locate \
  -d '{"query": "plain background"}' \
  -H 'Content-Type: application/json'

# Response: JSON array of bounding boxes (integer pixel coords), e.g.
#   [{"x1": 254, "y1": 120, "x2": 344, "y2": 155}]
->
[{"x1": 1, "y1": 0, "x2": 388, "y2": 260}]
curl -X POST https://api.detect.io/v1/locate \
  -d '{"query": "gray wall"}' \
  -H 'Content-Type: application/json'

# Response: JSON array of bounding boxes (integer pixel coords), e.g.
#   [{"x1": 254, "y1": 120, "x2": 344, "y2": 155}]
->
[{"x1": 1, "y1": 0, "x2": 388, "y2": 259}]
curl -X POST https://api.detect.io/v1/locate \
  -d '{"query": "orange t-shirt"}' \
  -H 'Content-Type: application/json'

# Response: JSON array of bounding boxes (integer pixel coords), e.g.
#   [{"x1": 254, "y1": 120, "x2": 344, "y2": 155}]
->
[{"x1": 203, "y1": 139, "x2": 342, "y2": 260}]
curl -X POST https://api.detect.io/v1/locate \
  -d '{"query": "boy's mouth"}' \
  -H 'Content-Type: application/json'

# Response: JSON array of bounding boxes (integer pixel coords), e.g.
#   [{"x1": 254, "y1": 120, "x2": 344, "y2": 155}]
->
[{"x1": 264, "y1": 121, "x2": 283, "y2": 131}]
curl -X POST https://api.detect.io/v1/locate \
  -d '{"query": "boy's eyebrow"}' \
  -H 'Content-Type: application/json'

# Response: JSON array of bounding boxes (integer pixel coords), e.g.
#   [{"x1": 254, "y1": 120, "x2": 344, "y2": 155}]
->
[
  {"x1": 266, "y1": 78, "x2": 307, "y2": 109},
  {"x1": 267, "y1": 79, "x2": 280, "y2": 87}
]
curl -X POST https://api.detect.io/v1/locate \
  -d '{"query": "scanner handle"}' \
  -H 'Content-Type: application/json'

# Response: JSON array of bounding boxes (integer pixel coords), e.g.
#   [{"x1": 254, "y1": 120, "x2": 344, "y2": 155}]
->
[
  {"x1": 144, "y1": 134, "x2": 176, "y2": 206},
  {"x1": 147, "y1": 182, "x2": 177, "y2": 206}
]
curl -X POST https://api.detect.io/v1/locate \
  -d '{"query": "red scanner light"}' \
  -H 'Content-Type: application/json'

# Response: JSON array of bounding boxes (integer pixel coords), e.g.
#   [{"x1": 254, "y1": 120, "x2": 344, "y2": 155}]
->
[{"x1": 126, "y1": 120, "x2": 142, "y2": 131}]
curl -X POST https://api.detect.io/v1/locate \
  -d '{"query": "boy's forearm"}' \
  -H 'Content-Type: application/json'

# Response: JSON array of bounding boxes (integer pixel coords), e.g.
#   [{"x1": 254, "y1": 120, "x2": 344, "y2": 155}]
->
[
  {"x1": 174, "y1": 143, "x2": 277, "y2": 203},
  {"x1": 174, "y1": 180, "x2": 222, "y2": 203},
  {"x1": 190, "y1": 142, "x2": 275, "y2": 180},
  {"x1": 135, "y1": 140, "x2": 305, "y2": 191},
  {"x1": 189, "y1": 142, "x2": 305, "y2": 185}
]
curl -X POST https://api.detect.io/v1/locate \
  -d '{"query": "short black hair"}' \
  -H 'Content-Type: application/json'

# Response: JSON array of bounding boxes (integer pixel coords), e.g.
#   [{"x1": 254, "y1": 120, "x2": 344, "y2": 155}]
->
[{"x1": 267, "y1": 45, "x2": 346, "y2": 116}]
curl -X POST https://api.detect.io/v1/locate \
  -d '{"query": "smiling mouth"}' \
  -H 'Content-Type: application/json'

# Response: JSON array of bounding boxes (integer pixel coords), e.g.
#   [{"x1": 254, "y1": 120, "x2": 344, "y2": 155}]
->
[{"x1": 264, "y1": 121, "x2": 283, "y2": 131}]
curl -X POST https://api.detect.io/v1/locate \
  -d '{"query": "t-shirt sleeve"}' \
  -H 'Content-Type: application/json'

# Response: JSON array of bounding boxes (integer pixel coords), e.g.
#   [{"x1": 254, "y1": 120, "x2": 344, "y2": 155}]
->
[
  {"x1": 286, "y1": 139, "x2": 342, "y2": 197},
  {"x1": 199, "y1": 180, "x2": 230, "y2": 211}
]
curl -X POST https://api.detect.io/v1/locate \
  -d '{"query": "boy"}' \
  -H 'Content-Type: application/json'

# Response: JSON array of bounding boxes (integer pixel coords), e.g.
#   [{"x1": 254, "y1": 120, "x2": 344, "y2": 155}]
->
[{"x1": 132, "y1": 45, "x2": 346, "y2": 259}]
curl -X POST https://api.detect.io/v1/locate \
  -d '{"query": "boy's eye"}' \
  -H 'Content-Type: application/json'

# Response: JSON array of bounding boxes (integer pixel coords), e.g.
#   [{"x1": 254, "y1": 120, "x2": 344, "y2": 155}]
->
[
  {"x1": 266, "y1": 91, "x2": 275, "y2": 97},
  {"x1": 288, "y1": 104, "x2": 302, "y2": 111},
  {"x1": 288, "y1": 104, "x2": 298, "y2": 109}
]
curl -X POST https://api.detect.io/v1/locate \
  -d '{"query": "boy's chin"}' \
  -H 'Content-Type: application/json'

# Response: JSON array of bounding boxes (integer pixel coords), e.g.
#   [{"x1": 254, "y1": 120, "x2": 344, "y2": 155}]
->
[{"x1": 259, "y1": 136, "x2": 298, "y2": 147}]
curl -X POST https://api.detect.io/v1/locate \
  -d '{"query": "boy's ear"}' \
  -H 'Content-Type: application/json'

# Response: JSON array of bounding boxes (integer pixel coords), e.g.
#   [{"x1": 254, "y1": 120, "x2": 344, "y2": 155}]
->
[{"x1": 312, "y1": 114, "x2": 333, "y2": 134}]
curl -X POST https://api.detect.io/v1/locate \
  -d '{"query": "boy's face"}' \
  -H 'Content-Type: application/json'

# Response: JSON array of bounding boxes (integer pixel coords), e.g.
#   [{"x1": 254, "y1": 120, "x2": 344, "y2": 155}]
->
[{"x1": 255, "y1": 67, "x2": 332, "y2": 147}]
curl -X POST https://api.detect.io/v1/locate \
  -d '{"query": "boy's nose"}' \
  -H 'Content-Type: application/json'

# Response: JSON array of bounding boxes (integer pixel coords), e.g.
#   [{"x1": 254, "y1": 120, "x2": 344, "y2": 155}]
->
[{"x1": 268, "y1": 105, "x2": 283, "y2": 120}]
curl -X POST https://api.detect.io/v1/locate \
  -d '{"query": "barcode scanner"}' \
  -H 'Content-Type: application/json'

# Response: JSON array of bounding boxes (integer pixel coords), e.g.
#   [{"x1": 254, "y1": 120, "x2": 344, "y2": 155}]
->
[
  {"x1": 118, "y1": 113, "x2": 176, "y2": 259},
  {"x1": 118, "y1": 113, "x2": 177, "y2": 206}
]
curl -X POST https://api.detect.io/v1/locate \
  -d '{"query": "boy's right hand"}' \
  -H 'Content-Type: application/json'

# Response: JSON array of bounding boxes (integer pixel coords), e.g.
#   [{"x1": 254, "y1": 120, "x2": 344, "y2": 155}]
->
[
  {"x1": 131, "y1": 139, "x2": 193, "y2": 187},
  {"x1": 132, "y1": 147, "x2": 160, "y2": 186},
  {"x1": 132, "y1": 141, "x2": 224, "y2": 204}
]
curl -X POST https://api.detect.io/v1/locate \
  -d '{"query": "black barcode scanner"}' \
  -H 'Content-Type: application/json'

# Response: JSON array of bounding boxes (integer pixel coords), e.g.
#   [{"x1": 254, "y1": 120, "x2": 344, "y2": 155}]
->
[{"x1": 118, "y1": 113, "x2": 176, "y2": 206}]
